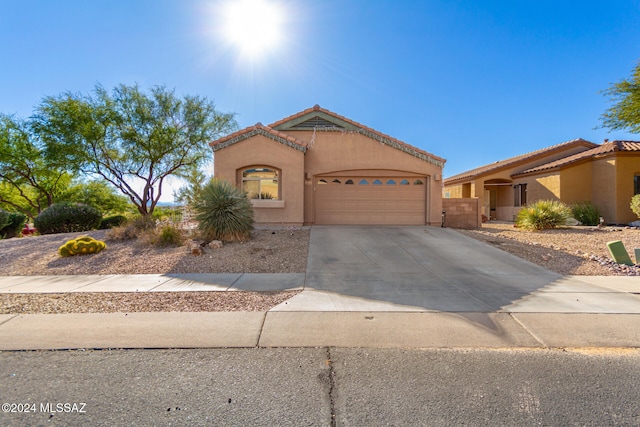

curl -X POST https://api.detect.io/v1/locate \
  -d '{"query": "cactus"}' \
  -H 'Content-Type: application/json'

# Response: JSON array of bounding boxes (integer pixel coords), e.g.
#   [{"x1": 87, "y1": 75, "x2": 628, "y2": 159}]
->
[{"x1": 59, "y1": 235, "x2": 107, "y2": 257}]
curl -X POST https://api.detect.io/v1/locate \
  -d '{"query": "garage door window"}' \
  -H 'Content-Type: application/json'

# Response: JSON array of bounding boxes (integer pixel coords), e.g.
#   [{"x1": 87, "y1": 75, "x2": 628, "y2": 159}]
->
[
  {"x1": 386, "y1": 179, "x2": 396, "y2": 185},
  {"x1": 242, "y1": 167, "x2": 279, "y2": 199},
  {"x1": 359, "y1": 179, "x2": 369, "y2": 185},
  {"x1": 400, "y1": 179, "x2": 410, "y2": 185},
  {"x1": 414, "y1": 179, "x2": 424, "y2": 185}
]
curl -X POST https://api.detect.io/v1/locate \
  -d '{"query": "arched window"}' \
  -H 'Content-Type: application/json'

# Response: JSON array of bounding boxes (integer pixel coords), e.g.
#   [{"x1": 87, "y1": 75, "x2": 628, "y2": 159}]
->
[
  {"x1": 317, "y1": 179, "x2": 328, "y2": 185},
  {"x1": 332, "y1": 179, "x2": 342, "y2": 184},
  {"x1": 242, "y1": 167, "x2": 279, "y2": 199},
  {"x1": 414, "y1": 179, "x2": 424, "y2": 185},
  {"x1": 400, "y1": 179, "x2": 410, "y2": 185},
  {"x1": 372, "y1": 179, "x2": 383, "y2": 185},
  {"x1": 359, "y1": 179, "x2": 369, "y2": 185},
  {"x1": 345, "y1": 179, "x2": 354, "y2": 185},
  {"x1": 386, "y1": 179, "x2": 396, "y2": 185}
]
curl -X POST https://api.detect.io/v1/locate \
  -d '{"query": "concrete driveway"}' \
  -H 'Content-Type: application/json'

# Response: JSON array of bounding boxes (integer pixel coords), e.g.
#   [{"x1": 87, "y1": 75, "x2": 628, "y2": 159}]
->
[{"x1": 273, "y1": 226, "x2": 640, "y2": 312}]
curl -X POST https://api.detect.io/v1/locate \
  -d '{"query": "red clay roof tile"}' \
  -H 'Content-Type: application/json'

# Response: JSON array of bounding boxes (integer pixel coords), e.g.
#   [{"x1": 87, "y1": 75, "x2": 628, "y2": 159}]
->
[
  {"x1": 268, "y1": 105, "x2": 446, "y2": 167},
  {"x1": 209, "y1": 123, "x2": 308, "y2": 152},
  {"x1": 444, "y1": 138, "x2": 598, "y2": 184},
  {"x1": 513, "y1": 140, "x2": 640, "y2": 176}
]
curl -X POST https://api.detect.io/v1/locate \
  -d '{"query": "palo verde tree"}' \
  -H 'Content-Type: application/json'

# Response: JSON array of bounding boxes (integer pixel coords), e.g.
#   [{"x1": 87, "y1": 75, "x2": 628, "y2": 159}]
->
[
  {"x1": 0, "y1": 114, "x2": 71, "y2": 219},
  {"x1": 600, "y1": 60, "x2": 640, "y2": 133},
  {"x1": 33, "y1": 83, "x2": 237, "y2": 217}
]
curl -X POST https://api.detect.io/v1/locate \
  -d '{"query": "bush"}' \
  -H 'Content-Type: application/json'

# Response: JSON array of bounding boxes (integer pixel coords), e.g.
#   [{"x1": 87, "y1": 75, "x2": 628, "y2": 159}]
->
[
  {"x1": 105, "y1": 216, "x2": 156, "y2": 241},
  {"x1": 59, "y1": 235, "x2": 106, "y2": 257},
  {"x1": 193, "y1": 179, "x2": 254, "y2": 242},
  {"x1": 0, "y1": 210, "x2": 28, "y2": 239},
  {"x1": 0, "y1": 210, "x2": 10, "y2": 232},
  {"x1": 571, "y1": 202, "x2": 601, "y2": 226},
  {"x1": 515, "y1": 200, "x2": 571, "y2": 231},
  {"x1": 631, "y1": 194, "x2": 640, "y2": 219},
  {"x1": 99, "y1": 215, "x2": 128, "y2": 229},
  {"x1": 34, "y1": 203, "x2": 102, "y2": 235},
  {"x1": 153, "y1": 224, "x2": 183, "y2": 247}
]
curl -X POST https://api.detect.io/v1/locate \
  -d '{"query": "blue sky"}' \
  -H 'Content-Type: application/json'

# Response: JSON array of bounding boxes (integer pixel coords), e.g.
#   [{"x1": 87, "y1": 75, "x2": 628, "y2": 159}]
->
[{"x1": 1, "y1": 0, "x2": 639, "y2": 194}]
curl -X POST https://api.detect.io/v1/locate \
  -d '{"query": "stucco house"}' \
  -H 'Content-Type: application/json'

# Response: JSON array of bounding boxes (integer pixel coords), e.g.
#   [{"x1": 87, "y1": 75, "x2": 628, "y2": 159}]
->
[
  {"x1": 443, "y1": 139, "x2": 640, "y2": 225},
  {"x1": 210, "y1": 105, "x2": 446, "y2": 226}
]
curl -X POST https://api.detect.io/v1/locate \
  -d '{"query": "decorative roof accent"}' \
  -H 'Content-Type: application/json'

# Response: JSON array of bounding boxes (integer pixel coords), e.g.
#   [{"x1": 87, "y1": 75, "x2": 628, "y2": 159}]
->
[
  {"x1": 513, "y1": 140, "x2": 640, "y2": 176},
  {"x1": 444, "y1": 138, "x2": 598, "y2": 184},
  {"x1": 209, "y1": 123, "x2": 308, "y2": 153},
  {"x1": 270, "y1": 105, "x2": 446, "y2": 168}
]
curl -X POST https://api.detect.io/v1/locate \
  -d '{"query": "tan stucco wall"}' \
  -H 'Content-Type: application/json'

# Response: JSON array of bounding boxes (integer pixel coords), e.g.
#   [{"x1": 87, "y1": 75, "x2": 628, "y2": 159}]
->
[
  {"x1": 214, "y1": 129, "x2": 444, "y2": 225},
  {"x1": 213, "y1": 135, "x2": 305, "y2": 225},
  {"x1": 444, "y1": 185, "x2": 463, "y2": 198},
  {"x1": 443, "y1": 143, "x2": 596, "y2": 221},
  {"x1": 442, "y1": 198, "x2": 481, "y2": 229},
  {"x1": 591, "y1": 158, "x2": 617, "y2": 224},
  {"x1": 614, "y1": 154, "x2": 640, "y2": 224},
  {"x1": 528, "y1": 174, "x2": 560, "y2": 201},
  {"x1": 284, "y1": 130, "x2": 444, "y2": 225},
  {"x1": 559, "y1": 162, "x2": 592, "y2": 204}
]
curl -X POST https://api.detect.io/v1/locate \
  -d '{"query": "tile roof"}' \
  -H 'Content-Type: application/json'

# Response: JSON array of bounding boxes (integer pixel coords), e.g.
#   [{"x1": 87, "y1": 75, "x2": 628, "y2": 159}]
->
[
  {"x1": 444, "y1": 138, "x2": 598, "y2": 184},
  {"x1": 209, "y1": 123, "x2": 308, "y2": 153},
  {"x1": 513, "y1": 140, "x2": 640, "y2": 176},
  {"x1": 269, "y1": 105, "x2": 446, "y2": 168}
]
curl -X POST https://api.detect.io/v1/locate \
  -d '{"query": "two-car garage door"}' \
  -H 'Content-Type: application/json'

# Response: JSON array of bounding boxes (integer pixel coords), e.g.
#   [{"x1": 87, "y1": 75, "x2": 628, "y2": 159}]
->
[{"x1": 315, "y1": 175, "x2": 427, "y2": 225}]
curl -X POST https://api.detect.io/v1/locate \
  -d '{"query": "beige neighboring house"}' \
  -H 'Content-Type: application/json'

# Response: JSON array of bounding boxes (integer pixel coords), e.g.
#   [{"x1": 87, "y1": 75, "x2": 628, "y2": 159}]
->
[
  {"x1": 210, "y1": 105, "x2": 446, "y2": 226},
  {"x1": 444, "y1": 139, "x2": 640, "y2": 225}
]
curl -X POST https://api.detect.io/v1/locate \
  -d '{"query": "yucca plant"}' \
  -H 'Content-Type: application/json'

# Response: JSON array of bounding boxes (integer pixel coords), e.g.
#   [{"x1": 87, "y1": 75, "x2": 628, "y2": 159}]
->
[
  {"x1": 193, "y1": 179, "x2": 254, "y2": 242},
  {"x1": 515, "y1": 200, "x2": 571, "y2": 231}
]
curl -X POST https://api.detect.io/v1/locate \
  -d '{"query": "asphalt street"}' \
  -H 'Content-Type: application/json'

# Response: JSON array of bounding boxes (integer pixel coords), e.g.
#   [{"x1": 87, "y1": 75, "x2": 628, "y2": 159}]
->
[{"x1": 1, "y1": 347, "x2": 639, "y2": 426}]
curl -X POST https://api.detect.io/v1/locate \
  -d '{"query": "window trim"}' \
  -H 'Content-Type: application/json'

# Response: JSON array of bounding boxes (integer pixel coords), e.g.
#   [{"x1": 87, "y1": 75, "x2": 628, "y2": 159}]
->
[
  {"x1": 514, "y1": 183, "x2": 527, "y2": 207},
  {"x1": 241, "y1": 166, "x2": 280, "y2": 200}
]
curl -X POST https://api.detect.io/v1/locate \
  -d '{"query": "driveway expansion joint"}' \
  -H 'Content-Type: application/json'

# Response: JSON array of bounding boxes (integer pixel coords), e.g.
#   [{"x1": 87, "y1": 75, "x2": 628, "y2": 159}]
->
[{"x1": 509, "y1": 313, "x2": 548, "y2": 348}]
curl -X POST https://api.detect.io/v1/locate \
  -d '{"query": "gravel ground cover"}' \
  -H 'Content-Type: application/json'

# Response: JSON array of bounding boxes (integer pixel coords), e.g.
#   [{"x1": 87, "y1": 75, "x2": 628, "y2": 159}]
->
[
  {"x1": 1, "y1": 223, "x2": 639, "y2": 314},
  {"x1": 0, "y1": 227, "x2": 307, "y2": 314},
  {"x1": 457, "y1": 222, "x2": 640, "y2": 276}
]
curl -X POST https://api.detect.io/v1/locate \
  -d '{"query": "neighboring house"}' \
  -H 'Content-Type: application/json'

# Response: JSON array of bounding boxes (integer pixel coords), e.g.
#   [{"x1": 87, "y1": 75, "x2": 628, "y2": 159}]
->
[
  {"x1": 210, "y1": 105, "x2": 446, "y2": 226},
  {"x1": 443, "y1": 139, "x2": 640, "y2": 225}
]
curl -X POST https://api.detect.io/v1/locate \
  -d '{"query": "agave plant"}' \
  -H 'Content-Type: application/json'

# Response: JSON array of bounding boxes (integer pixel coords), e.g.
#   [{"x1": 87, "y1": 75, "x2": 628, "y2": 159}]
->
[{"x1": 193, "y1": 179, "x2": 254, "y2": 242}]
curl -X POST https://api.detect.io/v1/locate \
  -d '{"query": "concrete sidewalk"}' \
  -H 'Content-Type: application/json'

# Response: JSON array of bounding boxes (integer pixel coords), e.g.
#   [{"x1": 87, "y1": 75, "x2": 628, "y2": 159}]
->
[
  {"x1": 0, "y1": 273, "x2": 306, "y2": 293},
  {"x1": 0, "y1": 273, "x2": 639, "y2": 350}
]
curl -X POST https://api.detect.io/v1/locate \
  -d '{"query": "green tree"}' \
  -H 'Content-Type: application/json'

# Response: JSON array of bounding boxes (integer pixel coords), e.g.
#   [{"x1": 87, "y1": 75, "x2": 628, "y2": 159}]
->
[
  {"x1": 0, "y1": 114, "x2": 71, "y2": 219},
  {"x1": 174, "y1": 167, "x2": 209, "y2": 206},
  {"x1": 600, "y1": 61, "x2": 640, "y2": 133},
  {"x1": 59, "y1": 179, "x2": 131, "y2": 216},
  {"x1": 33, "y1": 83, "x2": 237, "y2": 217}
]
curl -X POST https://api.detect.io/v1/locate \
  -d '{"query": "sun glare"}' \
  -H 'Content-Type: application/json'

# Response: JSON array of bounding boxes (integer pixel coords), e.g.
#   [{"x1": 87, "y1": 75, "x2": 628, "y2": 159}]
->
[{"x1": 220, "y1": 0, "x2": 285, "y2": 59}]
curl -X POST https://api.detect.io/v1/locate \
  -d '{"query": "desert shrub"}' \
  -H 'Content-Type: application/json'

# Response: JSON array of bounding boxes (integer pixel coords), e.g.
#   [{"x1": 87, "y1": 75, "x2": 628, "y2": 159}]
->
[
  {"x1": 0, "y1": 210, "x2": 10, "y2": 232},
  {"x1": 0, "y1": 211, "x2": 28, "y2": 239},
  {"x1": 99, "y1": 215, "x2": 128, "y2": 229},
  {"x1": 153, "y1": 224, "x2": 184, "y2": 247},
  {"x1": 515, "y1": 200, "x2": 571, "y2": 231},
  {"x1": 105, "y1": 216, "x2": 156, "y2": 241},
  {"x1": 631, "y1": 194, "x2": 640, "y2": 219},
  {"x1": 193, "y1": 179, "x2": 254, "y2": 242},
  {"x1": 34, "y1": 203, "x2": 102, "y2": 235},
  {"x1": 59, "y1": 235, "x2": 106, "y2": 257},
  {"x1": 571, "y1": 202, "x2": 601, "y2": 226}
]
